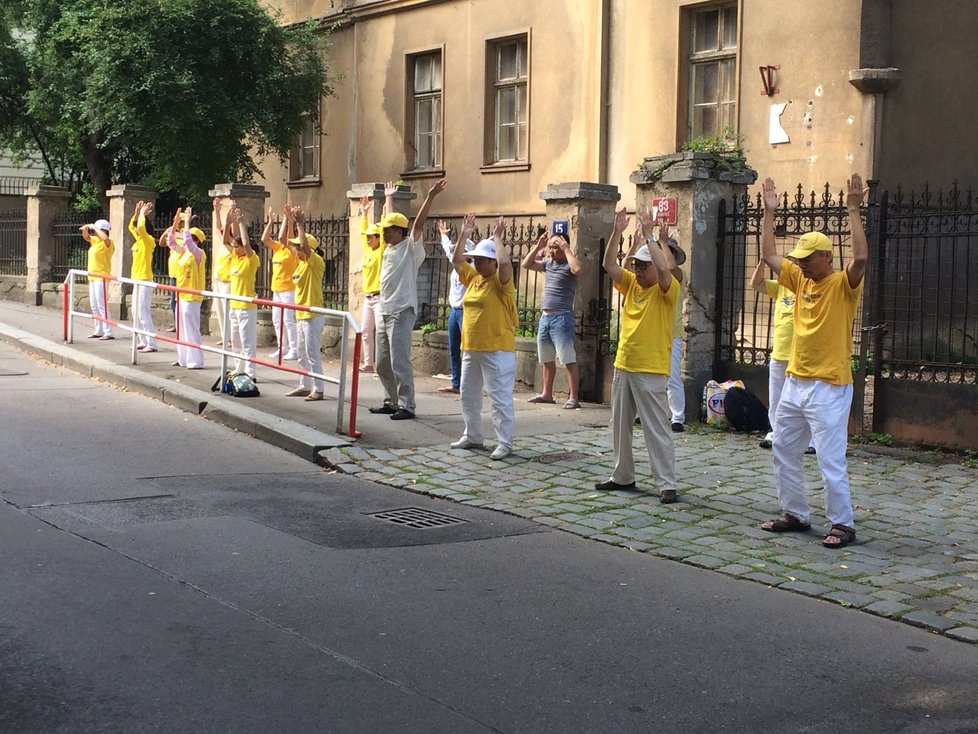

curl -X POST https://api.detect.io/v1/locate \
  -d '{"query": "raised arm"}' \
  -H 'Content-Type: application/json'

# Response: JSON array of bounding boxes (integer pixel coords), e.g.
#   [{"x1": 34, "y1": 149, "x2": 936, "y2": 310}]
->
[
  {"x1": 603, "y1": 208, "x2": 630, "y2": 284},
  {"x1": 555, "y1": 235, "x2": 583, "y2": 276},
  {"x1": 845, "y1": 173, "x2": 869, "y2": 288},
  {"x1": 128, "y1": 200, "x2": 143, "y2": 239},
  {"x1": 294, "y1": 207, "x2": 311, "y2": 259},
  {"x1": 452, "y1": 214, "x2": 476, "y2": 269},
  {"x1": 410, "y1": 178, "x2": 447, "y2": 241},
  {"x1": 383, "y1": 182, "x2": 397, "y2": 216},
  {"x1": 520, "y1": 230, "x2": 548, "y2": 272},
  {"x1": 749, "y1": 259, "x2": 768, "y2": 293},
  {"x1": 493, "y1": 216, "x2": 513, "y2": 285},
  {"x1": 637, "y1": 209, "x2": 672, "y2": 292},
  {"x1": 438, "y1": 219, "x2": 453, "y2": 258},
  {"x1": 760, "y1": 177, "x2": 782, "y2": 275},
  {"x1": 212, "y1": 197, "x2": 224, "y2": 243},
  {"x1": 260, "y1": 207, "x2": 276, "y2": 248},
  {"x1": 182, "y1": 206, "x2": 202, "y2": 263}
]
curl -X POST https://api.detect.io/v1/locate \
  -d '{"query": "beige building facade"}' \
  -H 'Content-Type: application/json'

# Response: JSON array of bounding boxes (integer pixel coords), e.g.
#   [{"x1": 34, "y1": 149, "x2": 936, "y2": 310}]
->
[{"x1": 257, "y1": 0, "x2": 976, "y2": 216}]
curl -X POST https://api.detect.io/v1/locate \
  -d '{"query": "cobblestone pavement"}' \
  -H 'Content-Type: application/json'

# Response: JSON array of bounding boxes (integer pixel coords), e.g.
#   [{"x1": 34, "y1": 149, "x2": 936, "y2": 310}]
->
[{"x1": 323, "y1": 424, "x2": 978, "y2": 645}]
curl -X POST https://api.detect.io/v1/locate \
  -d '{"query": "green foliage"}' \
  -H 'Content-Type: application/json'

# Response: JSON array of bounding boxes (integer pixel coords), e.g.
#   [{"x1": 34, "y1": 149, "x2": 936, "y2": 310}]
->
[
  {"x1": 964, "y1": 449, "x2": 978, "y2": 470},
  {"x1": 638, "y1": 127, "x2": 748, "y2": 183},
  {"x1": 419, "y1": 322, "x2": 438, "y2": 334},
  {"x1": 72, "y1": 181, "x2": 100, "y2": 213},
  {"x1": 0, "y1": 0, "x2": 334, "y2": 205}
]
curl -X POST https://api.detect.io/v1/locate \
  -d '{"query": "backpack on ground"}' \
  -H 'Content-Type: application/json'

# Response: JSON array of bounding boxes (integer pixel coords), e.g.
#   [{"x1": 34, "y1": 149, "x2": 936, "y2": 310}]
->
[
  {"x1": 723, "y1": 386, "x2": 770, "y2": 433},
  {"x1": 211, "y1": 371, "x2": 261, "y2": 398}
]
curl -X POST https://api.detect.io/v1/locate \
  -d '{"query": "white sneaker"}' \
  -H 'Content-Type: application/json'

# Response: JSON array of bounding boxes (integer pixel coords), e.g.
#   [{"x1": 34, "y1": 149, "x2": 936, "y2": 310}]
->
[
  {"x1": 450, "y1": 437, "x2": 484, "y2": 450},
  {"x1": 490, "y1": 445, "x2": 512, "y2": 460},
  {"x1": 268, "y1": 349, "x2": 283, "y2": 358},
  {"x1": 283, "y1": 351, "x2": 298, "y2": 360}
]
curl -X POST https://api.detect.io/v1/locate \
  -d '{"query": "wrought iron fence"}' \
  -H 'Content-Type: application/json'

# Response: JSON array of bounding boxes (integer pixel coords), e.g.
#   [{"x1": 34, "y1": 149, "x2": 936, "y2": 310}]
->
[
  {"x1": 416, "y1": 213, "x2": 547, "y2": 334},
  {"x1": 0, "y1": 209, "x2": 27, "y2": 275},
  {"x1": 874, "y1": 182, "x2": 978, "y2": 383},
  {"x1": 0, "y1": 176, "x2": 39, "y2": 196},
  {"x1": 718, "y1": 183, "x2": 868, "y2": 369},
  {"x1": 50, "y1": 210, "x2": 103, "y2": 281}
]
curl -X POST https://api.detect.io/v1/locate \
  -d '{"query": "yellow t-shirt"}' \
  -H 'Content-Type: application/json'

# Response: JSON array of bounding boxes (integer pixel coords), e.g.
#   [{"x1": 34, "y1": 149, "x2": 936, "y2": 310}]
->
[
  {"x1": 765, "y1": 279, "x2": 797, "y2": 363},
  {"x1": 167, "y1": 247, "x2": 181, "y2": 279},
  {"x1": 87, "y1": 238, "x2": 114, "y2": 279},
  {"x1": 360, "y1": 214, "x2": 385, "y2": 294},
  {"x1": 779, "y1": 258, "x2": 863, "y2": 385},
  {"x1": 128, "y1": 216, "x2": 155, "y2": 282},
  {"x1": 293, "y1": 251, "x2": 325, "y2": 319},
  {"x1": 229, "y1": 251, "x2": 261, "y2": 310},
  {"x1": 671, "y1": 271, "x2": 685, "y2": 339},
  {"x1": 268, "y1": 241, "x2": 298, "y2": 292},
  {"x1": 613, "y1": 269, "x2": 678, "y2": 374},
  {"x1": 458, "y1": 262, "x2": 517, "y2": 352},
  {"x1": 214, "y1": 251, "x2": 232, "y2": 284},
  {"x1": 176, "y1": 249, "x2": 206, "y2": 303}
]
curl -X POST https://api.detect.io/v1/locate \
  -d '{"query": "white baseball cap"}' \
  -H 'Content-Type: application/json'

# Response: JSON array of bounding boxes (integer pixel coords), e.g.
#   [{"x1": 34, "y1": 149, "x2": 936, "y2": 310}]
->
[{"x1": 93, "y1": 219, "x2": 111, "y2": 233}]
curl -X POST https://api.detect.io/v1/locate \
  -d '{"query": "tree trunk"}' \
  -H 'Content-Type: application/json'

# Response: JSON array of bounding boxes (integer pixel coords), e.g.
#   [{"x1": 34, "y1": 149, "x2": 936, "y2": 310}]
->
[{"x1": 80, "y1": 133, "x2": 113, "y2": 213}]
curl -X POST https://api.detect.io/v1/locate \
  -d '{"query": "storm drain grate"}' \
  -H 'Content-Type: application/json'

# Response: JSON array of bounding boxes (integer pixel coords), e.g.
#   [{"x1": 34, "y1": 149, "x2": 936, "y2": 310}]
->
[
  {"x1": 536, "y1": 451, "x2": 589, "y2": 465},
  {"x1": 367, "y1": 507, "x2": 470, "y2": 529}
]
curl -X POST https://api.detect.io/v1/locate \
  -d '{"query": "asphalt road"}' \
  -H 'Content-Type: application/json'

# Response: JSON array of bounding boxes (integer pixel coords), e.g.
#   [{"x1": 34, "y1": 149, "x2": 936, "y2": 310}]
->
[{"x1": 2, "y1": 341, "x2": 978, "y2": 734}]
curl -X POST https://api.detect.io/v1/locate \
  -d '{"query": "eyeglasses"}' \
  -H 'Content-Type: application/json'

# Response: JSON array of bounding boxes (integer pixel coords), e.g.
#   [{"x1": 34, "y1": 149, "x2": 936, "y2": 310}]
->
[{"x1": 632, "y1": 260, "x2": 652, "y2": 270}]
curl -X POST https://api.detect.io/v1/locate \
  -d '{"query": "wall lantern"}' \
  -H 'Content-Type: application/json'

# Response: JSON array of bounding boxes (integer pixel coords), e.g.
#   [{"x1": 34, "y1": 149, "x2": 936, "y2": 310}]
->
[{"x1": 759, "y1": 65, "x2": 779, "y2": 96}]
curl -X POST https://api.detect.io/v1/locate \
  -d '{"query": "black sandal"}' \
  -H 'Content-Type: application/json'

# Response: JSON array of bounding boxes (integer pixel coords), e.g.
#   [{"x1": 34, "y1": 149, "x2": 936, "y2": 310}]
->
[
  {"x1": 761, "y1": 513, "x2": 811, "y2": 533},
  {"x1": 822, "y1": 524, "x2": 856, "y2": 549}
]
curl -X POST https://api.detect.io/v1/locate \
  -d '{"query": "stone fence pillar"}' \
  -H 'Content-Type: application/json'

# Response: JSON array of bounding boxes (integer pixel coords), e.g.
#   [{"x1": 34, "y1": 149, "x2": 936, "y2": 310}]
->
[
  {"x1": 540, "y1": 181, "x2": 621, "y2": 403},
  {"x1": 630, "y1": 152, "x2": 757, "y2": 420},
  {"x1": 106, "y1": 184, "x2": 157, "y2": 317},
  {"x1": 25, "y1": 185, "x2": 72, "y2": 306},
  {"x1": 345, "y1": 182, "x2": 415, "y2": 318}
]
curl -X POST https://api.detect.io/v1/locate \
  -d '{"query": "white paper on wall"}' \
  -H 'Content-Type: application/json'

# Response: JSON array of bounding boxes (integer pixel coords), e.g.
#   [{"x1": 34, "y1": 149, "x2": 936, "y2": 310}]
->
[{"x1": 769, "y1": 103, "x2": 790, "y2": 145}]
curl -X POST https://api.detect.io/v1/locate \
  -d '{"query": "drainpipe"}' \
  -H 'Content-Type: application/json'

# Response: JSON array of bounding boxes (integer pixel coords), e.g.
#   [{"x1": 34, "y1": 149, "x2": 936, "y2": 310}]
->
[{"x1": 597, "y1": 0, "x2": 612, "y2": 183}]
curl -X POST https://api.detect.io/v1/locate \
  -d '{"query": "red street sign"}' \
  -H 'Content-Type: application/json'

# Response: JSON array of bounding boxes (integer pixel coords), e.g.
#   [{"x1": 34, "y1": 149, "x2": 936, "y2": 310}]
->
[{"x1": 651, "y1": 197, "x2": 678, "y2": 225}]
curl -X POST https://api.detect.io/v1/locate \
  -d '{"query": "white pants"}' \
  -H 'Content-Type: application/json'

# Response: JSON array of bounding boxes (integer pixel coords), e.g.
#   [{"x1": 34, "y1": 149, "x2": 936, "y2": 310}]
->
[
  {"x1": 89, "y1": 279, "x2": 112, "y2": 337},
  {"x1": 460, "y1": 350, "x2": 516, "y2": 450},
  {"x1": 609, "y1": 369, "x2": 676, "y2": 491},
  {"x1": 667, "y1": 337, "x2": 685, "y2": 424},
  {"x1": 766, "y1": 359, "x2": 815, "y2": 448},
  {"x1": 229, "y1": 308, "x2": 257, "y2": 378},
  {"x1": 361, "y1": 293, "x2": 382, "y2": 368},
  {"x1": 297, "y1": 315, "x2": 325, "y2": 392},
  {"x1": 177, "y1": 300, "x2": 203, "y2": 368},
  {"x1": 212, "y1": 280, "x2": 230, "y2": 343},
  {"x1": 376, "y1": 307, "x2": 416, "y2": 412},
  {"x1": 271, "y1": 290, "x2": 297, "y2": 352},
  {"x1": 772, "y1": 376, "x2": 854, "y2": 528},
  {"x1": 133, "y1": 283, "x2": 156, "y2": 349}
]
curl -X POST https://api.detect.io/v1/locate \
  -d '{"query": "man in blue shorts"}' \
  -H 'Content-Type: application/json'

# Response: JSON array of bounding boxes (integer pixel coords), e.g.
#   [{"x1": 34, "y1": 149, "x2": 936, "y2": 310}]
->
[{"x1": 521, "y1": 229, "x2": 583, "y2": 409}]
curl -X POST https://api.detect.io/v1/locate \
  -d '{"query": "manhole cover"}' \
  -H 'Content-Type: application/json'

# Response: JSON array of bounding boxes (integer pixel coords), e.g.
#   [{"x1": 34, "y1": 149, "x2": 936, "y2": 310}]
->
[
  {"x1": 367, "y1": 507, "x2": 469, "y2": 529},
  {"x1": 537, "y1": 451, "x2": 588, "y2": 464}
]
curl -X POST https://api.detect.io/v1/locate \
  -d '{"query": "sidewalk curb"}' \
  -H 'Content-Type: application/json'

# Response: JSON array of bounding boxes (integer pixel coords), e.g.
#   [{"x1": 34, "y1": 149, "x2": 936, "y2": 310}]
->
[{"x1": 0, "y1": 322, "x2": 350, "y2": 462}]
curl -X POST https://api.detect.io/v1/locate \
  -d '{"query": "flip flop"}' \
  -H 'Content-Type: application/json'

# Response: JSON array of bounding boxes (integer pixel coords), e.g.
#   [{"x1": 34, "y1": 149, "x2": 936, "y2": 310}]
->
[
  {"x1": 527, "y1": 395, "x2": 555, "y2": 404},
  {"x1": 761, "y1": 514, "x2": 811, "y2": 533},
  {"x1": 563, "y1": 399, "x2": 580, "y2": 409}
]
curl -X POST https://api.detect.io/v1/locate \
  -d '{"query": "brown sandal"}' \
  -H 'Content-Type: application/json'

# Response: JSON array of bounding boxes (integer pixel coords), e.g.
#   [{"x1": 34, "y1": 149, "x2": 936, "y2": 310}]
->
[
  {"x1": 761, "y1": 513, "x2": 811, "y2": 533},
  {"x1": 822, "y1": 524, "x2": 856, "y2": 549}
]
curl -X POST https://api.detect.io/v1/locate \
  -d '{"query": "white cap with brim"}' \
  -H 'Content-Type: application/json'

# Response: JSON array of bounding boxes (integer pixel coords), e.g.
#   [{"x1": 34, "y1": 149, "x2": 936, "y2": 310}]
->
[
  {"x1": 94, "y1": 219, "x2": 110, "y2": 233},
  {"x1": 632, "y1": 244, "x2": 653, "y2": 262},
  {"x1": 470, "y1": 238, "x2": 496, "y2": 259}
]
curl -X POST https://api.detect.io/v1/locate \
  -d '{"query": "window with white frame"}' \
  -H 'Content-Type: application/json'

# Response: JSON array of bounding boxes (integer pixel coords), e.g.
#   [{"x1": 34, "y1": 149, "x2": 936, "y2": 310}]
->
[
  {"x1": 411, "y1": 52, "x2": 442, "y2": 170},
  {"x1": 688, "y1": 4, "x2": 737, "y2": 139},
  {"x1": 490, "y1": 36, "x2": 528, "y2": 163},
  {"x1": 291, "y1": 115, "x2": 319, "y2": 181}
]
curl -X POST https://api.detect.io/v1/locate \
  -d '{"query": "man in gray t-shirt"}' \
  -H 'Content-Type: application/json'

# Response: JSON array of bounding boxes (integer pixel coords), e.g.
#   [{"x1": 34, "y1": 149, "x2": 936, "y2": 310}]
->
[{"x1": 520, "y1": 230, "x2": 583, "y2": 408}]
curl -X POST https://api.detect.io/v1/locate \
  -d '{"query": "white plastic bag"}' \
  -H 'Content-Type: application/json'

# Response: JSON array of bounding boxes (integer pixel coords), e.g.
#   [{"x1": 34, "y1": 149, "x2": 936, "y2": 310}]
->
[{"x1": 703, "y1": 379, "x2": 744, "y2": 426}]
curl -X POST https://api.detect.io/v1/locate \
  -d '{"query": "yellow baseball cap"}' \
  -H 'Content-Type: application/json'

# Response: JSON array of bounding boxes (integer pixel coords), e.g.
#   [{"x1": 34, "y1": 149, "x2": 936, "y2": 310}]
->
[
  {"x1": 363, "y1": 223, "x2": 383, "y2": 237},
  {"x1": 788, "y1": 232, "x2": 832, "y2": 259},
  {"x1": 188, "y1": 227, "x2": 206, "y2": 243},
  {"x1": 288, "y1": 233, "x2": 319, "y2": 249},
  {"x1": 380, "y1": 212, "x2": 410, "y2": 229}
]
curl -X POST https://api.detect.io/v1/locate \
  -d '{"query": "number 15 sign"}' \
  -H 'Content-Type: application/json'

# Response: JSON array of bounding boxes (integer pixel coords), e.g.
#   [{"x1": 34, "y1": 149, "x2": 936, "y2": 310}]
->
[{"x1": 650, "y1": 197, "x2": 678, "y2": 225}]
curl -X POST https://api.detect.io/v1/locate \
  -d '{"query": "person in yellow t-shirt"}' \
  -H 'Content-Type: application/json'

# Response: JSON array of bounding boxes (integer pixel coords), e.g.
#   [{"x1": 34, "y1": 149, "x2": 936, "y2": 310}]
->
[
  {"x1": 357, "y1": 191, "x2": 388, "y2": 373},
  {"x1": 758, "y1": 174, "x2": 868, "y2": 550},
  {"x1": 128, "y1": 201, "x2": 157, "y2": 352},
  {"x1": 210, "y1": 197, "x2": 232, "y2": 347},
  {"x1": 225, "y1": 206, "x2": 261, "y2": 380},
  {"x1": 284, "y1": 206, "x2": 327, "y2": 401},
  {"x1": 595, "y1": 207, "x2": 679, "y2": 504},
  {"x1": 447, "y1": 214, "x2": 518, "y2": 461},
  {"x1": 80, "y1": 217, "x2": 115, "y2": 339},
  {"x1": 750, "y1": 259, "x2": 815, "y2": 454},
  {"x1": 261, "y1": 205, "x2": 299, "y2": 361},
  {"x1": 168, "y1": 207, "x2": 207, "y2": 370}
]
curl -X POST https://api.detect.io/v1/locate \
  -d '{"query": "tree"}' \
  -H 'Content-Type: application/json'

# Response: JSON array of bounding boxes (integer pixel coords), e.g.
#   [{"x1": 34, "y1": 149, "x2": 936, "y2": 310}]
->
[{"x1": 0, "y1": 0, "x2": 333, "y2": 209}]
